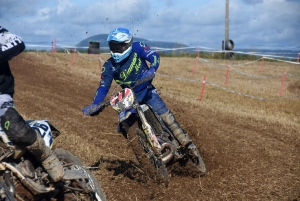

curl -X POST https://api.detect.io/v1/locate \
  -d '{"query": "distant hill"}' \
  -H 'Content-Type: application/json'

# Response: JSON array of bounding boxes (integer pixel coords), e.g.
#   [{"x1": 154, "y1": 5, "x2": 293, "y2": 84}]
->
[
  {"x1": 24, "y1": 34, "x2": 298, "y2": 59},
  {"x1": 75, "y1": 34, "x2": 188, "y2": 50}
]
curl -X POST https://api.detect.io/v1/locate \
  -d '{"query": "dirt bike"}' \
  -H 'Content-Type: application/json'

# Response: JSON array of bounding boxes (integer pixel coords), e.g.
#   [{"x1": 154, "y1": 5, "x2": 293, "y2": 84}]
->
[
  {"x1": 93, "y1": 74, "x2": 206, "y2": 185},
  {"x1": 0, "y1": 119, "x2": 106, "y2": 201}
]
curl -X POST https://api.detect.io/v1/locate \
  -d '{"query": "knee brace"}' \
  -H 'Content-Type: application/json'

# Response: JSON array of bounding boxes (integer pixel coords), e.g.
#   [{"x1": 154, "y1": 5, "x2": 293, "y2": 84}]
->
[{"x1": 1, "y1": 107, "x2": 37, "y2": 146}]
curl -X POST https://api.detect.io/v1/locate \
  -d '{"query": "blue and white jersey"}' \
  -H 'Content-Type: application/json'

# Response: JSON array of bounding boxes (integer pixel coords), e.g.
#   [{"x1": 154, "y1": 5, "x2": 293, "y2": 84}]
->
[{"x1": 93, "y1": 42, "x2": 160, "y2": 104}]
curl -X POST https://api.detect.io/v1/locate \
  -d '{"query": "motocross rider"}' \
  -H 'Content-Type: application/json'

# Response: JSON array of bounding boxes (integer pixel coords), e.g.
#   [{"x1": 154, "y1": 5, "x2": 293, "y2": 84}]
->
[
  {"x1": 82, "y1": 28, "x2": 193, "y2": 148},
  {"x1": 0, "y1": 26, "x2": 64, "y2": 182}
]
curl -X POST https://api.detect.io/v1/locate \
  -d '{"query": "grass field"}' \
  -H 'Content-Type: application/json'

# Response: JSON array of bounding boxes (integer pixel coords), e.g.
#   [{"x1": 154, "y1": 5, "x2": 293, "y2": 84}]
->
[
  {"x1": 10, "y1": 51, "x2": 300, "y2": 200},
  {"x1": 69, "y1": 51, "x2": 300, "y2": 130}
]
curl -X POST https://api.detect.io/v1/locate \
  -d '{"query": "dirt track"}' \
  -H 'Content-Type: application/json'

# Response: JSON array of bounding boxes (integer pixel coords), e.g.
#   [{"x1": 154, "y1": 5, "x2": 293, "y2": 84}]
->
[{"x1": 9, "y1": 52, "x2": 300, "y2": 201}]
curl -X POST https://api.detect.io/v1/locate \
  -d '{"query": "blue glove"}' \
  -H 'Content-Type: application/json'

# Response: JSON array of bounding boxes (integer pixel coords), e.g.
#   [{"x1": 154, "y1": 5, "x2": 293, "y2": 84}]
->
[
  {"x1": 82, "y1": 103, "x2": 102, "y2": 116},
  {"x1": 141, "y1": 67, "x2": 155, "y2": 80}
]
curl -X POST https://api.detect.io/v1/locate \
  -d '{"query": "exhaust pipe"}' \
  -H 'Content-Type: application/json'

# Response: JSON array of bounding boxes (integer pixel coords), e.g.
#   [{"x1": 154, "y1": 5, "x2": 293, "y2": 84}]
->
[
  {"x1": 1, "y1": 162, "x2": 54, "y2": 195},
  {"x1": 161, "y1": 143, "x2": 175, "y2": 164}
]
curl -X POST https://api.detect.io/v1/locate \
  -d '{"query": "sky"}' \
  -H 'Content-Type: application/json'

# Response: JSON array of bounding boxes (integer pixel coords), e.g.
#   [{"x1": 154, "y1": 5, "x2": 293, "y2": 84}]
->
[{"x1": 1, "y1": 0, "x2": 300, "y2": 50}]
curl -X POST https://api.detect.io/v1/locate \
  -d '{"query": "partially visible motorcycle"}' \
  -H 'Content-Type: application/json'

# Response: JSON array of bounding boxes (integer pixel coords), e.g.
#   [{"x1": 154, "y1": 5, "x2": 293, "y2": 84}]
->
[
  {"x1": 0, "y1": 119, "x2": 106, "y2": 201},
  {"x1": 92, "y1": 74, "x2": 206, "y2": 185}
]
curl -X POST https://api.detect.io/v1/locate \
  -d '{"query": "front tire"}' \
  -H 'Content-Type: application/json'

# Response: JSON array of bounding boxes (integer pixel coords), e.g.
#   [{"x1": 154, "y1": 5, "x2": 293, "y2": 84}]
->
[
  {"x1": 187, "y1": 144, "x2": 206, "y2": 176},
  {"x1": 54, "y1": 148, "x2": 106, "y2": 201},
  {"x1": 127, "y1": 122, "x2": 169, "y2": 185}
]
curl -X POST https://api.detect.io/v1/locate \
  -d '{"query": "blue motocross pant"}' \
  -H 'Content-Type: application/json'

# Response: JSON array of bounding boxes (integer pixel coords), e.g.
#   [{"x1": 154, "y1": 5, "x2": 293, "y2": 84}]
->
[{"x1": 135, "y1": 84, "x2": 168, "y2": 116}]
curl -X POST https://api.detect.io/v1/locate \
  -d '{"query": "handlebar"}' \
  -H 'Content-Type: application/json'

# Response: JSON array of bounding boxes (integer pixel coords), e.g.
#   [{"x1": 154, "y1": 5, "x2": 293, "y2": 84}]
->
[{"x1": 95, "y1": 72, "x2": 155, "y2": 110}]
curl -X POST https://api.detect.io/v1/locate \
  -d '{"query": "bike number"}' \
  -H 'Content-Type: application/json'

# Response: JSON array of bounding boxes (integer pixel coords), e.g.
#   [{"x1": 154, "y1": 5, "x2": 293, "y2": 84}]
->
[
  {"x1": 27, "y1": 120, "x2": 53, "y2": 148},
  {"x1": 110, "y1": 88, "x2": 134, "y2": 112}
]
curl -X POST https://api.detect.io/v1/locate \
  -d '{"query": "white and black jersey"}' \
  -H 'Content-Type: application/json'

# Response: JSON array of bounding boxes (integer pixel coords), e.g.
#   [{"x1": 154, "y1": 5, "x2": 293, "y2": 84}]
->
[{"x1": 0, "y1": 28, "x2": 25, "y2": 96}]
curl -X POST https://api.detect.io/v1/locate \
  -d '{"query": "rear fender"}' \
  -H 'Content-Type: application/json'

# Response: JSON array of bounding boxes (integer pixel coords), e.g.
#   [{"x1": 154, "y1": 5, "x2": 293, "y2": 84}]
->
[
  {"x1": 26, "y1": 120, "x2": 60, "y2": 134},
  {"x1": 25, "y1": 120, "x2": 59, "y2": 148}
]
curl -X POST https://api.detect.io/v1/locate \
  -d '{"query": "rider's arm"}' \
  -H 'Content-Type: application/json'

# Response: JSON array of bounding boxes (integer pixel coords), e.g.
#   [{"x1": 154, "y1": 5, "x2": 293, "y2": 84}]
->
[
  {"x1": 0, "y1": 29, "x2": 25, "y2": 62},
  {"x1": 92, "y1": 62, "x2": 114, "y2": 104},
  {"x1": 133, "y1": 42, "x2": 160, "y2": 71}
]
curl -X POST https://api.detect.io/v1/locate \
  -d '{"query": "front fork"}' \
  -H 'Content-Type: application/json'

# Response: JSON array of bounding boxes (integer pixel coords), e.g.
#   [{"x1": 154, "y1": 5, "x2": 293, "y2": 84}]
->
[{"x1": 135, "y1": 105, "x2": 162, "y2": 155}]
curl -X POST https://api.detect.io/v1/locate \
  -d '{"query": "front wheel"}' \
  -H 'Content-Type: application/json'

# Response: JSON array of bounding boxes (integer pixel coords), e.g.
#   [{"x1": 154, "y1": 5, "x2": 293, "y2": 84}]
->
[
  {"x1": 127, "y1": 122, "x2": 169, "y2": 185},
  {"x1": 54, "y1": 148, "x2": 107, "y2": 201},
  {"x1": 187, "y1": 143, "x2": 206, "y2": 176}
]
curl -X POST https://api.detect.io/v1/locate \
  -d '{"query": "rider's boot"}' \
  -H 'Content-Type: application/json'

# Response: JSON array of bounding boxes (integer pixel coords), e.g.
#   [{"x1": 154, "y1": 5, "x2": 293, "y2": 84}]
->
[
  {"x1": 160, "y1": 110, "x2": 192, "y2": 148},
  {"x1": 26, "y1": 131, "x2": 64, "y2": 182},
  {"x1": 0, "y1": 107, "x2": 64, "y2": 182}
]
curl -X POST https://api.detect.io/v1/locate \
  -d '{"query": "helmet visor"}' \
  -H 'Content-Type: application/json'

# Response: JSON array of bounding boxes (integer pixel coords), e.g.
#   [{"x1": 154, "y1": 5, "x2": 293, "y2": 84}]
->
[{"x1": 109, "y1": 41, "x2": 131, "y2": 53}]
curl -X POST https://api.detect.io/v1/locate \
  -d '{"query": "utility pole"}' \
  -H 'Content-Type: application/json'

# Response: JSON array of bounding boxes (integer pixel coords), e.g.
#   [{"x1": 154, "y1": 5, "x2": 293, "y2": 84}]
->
[
  {"x1": 222, "y1": 0, "x2": 234, "y2": 59},
  {"x1": 225, "y1": 0, "x2": 229, "y2": 44}
]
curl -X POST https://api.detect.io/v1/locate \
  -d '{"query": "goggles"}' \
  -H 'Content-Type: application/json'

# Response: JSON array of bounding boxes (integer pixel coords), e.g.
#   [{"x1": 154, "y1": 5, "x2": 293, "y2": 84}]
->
[{"x1": 109, "y1": 41, "x2": 131, "y2": 53}]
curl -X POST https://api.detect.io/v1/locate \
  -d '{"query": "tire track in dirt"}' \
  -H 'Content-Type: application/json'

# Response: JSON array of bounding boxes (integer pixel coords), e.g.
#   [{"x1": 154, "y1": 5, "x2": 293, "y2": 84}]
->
[{"x1": 9, "y1": 53, "x2": 300, "y2": 201}]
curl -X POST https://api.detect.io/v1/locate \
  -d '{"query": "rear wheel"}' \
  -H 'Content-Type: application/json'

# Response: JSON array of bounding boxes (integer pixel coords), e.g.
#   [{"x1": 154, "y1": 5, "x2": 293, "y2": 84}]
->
[
  {"x1": 127, "y1": 122, "x2": 169, "y2": 185},
  {"x1": 54, "y1": 148, "x2": 106, "y2": 201}
]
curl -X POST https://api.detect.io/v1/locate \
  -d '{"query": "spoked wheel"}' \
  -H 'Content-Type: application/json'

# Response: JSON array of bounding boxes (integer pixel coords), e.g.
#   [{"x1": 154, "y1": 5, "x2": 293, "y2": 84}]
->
[
  {"x1": 187, "y1": 143, "x2": 206, "y2": 176},
  {"x1": 54, "y1": 148, "x2": 107, "y2": 201},
  {"x1": 127, "y1": 122, "x2": 169, "y2": 185},
  {"x1": 148, "y1": 151, "x2": 169, "y2": 185}
]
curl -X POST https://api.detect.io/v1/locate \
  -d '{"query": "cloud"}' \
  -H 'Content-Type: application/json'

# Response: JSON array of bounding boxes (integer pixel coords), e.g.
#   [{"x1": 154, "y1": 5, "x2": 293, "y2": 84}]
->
[
  {"x1": 0, "y1": 0, "x2": 299, "y2": 49},
  {"x1": 242, "y1": 0, "x2": 263, "y2": 4}
]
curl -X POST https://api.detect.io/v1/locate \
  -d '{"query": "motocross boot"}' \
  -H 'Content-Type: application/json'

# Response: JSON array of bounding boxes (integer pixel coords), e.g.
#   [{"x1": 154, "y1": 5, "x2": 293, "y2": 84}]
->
[
  {"x1": 160, "y1": 110, "x2": 192, "y2": 148},
  {"x1": 0, "y1": 107, "x2": 64, "y2": 182},
  {"x1": 26, "y1": 131, "x2": 64, "y2": 182}
]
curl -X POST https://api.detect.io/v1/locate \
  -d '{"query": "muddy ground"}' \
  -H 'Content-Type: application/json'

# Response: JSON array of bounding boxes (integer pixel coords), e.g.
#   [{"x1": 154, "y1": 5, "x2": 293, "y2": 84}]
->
[{"x1": 9, "y1": 53, "x2": 300, "y2": 201}]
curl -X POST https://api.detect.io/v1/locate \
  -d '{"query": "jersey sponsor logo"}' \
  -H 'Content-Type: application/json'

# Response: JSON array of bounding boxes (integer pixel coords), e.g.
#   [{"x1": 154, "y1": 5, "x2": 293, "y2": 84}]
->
[
  {"x1": 146, "y1": 50, "x2": 155, "y2": 57},
  {"x1": 139, "y1": 42, "x2": 146, "y2": 48},
  {"x1": 139, "y1": 42, "x2": 150, "y2": 52},
  {"x1": 100, "y1": 79, "x2": 106, "y2": 86},
  {"x1": 150, "y1": 55, "x2": 159, "y2": 67},
  {"x1": 119, "y1": 52, "x2": 142, "y2": 81},
  {"x1": 151, "y1": 89, "x2": 157, "y2": 94},
  {"x1": 115, "y1": 80, "x2": 132, "y2": 85},
  {"x1": 135, "y1": 58, "x2": 142, "y2": 72},
  {"x1": 1, "y1": 35, "x2": 22, "y2": 51}
]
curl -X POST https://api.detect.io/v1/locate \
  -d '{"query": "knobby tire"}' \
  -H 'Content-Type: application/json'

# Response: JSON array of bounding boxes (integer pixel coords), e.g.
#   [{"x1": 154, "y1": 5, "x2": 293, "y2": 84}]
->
[
  {"x1": 127, "y1": 122, "x2": 169, "y2": 186},
  {"x1": 54, "y1": 148, "x2": 107, "y2": 201}
]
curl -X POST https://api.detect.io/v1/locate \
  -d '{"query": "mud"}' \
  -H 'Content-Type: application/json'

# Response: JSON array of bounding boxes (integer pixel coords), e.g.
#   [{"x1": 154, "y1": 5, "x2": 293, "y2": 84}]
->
[{"x1": 9, "y1": 53, "x2": 300, "y2": 201}]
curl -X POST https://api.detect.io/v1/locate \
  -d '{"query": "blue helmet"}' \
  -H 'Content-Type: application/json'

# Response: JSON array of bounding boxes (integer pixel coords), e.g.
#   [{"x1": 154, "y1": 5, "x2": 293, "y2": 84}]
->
[{"x1": 107, "y1": 28, "x2": 133, "y2": 63}]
